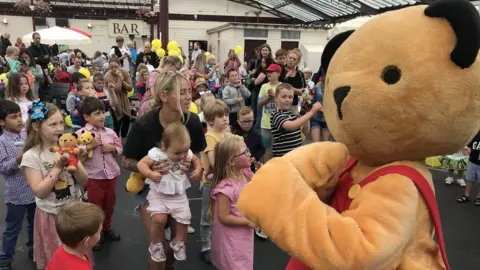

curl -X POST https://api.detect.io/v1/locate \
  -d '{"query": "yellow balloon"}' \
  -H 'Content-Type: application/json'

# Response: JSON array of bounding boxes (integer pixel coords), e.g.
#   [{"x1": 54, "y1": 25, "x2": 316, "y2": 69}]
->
[
  {"x1": 204, "y1": 52, "x2": 211, "y2": 57},
  {"x1": 234, "y1": 45, "x2": 242, "y2": 55},
  {"x1": 167, "y1": 40, "x2": 179, "y2": 51},
  {"x1": 178, "y1": 55, "x2": 184, "y2": 64},
  {"x1": 425, "y1": 156, "x2": 441, "y2": 168},
  {"x1": 168, "y1": 49, "x2": 180, "y2": 56},
  {"x1": 127, "y1": 88, "x2": 134, "y2": 98},
  {"x1": 156, "y1": 48, "x2": 166, "y2": 58},
  {"x1": 48, "y1": 63, "x2": 54, "y2": 72},
  {"x1": 65, "y1": 115, "x2": 72, "y2": 127},
  {"x1": 0, "y1": 73, "x2": 8, "y2": 86},
  {"x1": 152, "y1": 39, "x2": 162, "y2": 50},
  {"x1": 189, "y1": 102, "x2": 198, "y2": 114},
  {"x1": 79, "y1": 68, "x2": 90, "y2": 79}
]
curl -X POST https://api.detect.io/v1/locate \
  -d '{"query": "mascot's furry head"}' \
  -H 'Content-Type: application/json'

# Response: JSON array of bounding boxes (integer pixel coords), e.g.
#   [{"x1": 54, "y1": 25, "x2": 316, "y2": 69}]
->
[{"x1": 322, "y1": 0, "x2": 480, "y2": 166}]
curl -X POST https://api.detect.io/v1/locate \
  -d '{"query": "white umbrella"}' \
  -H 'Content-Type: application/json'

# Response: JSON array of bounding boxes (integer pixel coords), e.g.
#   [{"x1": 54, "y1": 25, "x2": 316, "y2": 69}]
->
[
  {"x1": 22, "y1": 26, "x2": 92, "y2": 45},
  {"x1": 328, "y1": 16, "x2": 374, "y2": 40}
]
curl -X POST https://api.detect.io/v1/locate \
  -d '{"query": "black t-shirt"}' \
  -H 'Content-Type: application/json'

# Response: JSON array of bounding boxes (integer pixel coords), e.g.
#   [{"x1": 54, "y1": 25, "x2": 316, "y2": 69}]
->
[
  {"x1": 123, "y1": 109, "x2": 206, "y2": 162},
  {"x1": 284, "y1": 68, "x2": 306, "y2": 106},
  {"x1": 468, "y1": 131, "x2": 480, "y2": 165}
]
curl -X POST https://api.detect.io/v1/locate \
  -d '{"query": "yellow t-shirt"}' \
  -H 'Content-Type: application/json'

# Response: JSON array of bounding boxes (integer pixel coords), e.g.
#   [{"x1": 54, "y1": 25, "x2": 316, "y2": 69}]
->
[
  {"x1": 258, "y1": 82, "x2": 279, "y2": 129},
  {"x1": 202, "y1": 130, "x2": 232, "y2": 184}
]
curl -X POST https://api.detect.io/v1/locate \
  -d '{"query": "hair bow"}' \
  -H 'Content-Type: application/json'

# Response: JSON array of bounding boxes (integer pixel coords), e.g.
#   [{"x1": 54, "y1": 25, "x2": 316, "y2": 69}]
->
[{"x1": 28, "y1": 101, "x2": 48, "y2": 122}]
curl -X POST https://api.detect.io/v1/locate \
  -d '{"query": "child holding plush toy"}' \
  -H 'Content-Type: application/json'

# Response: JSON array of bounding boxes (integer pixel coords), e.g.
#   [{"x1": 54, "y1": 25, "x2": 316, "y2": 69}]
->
[
  {"x1": 137, "y1": 123, "x2": 202, "y2": 262},
  {"x1": 20, "y1": 101, "x2": 88, "y2": 269},
  {"x1": 76, "y1": 97, "x2": 123, "y2": 251}
]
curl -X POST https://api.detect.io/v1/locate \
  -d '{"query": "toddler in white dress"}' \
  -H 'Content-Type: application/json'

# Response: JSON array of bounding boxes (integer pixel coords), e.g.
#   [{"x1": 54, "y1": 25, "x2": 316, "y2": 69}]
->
[{"x1": 137, "y1": 123, "x2": 202, "y2": 262}]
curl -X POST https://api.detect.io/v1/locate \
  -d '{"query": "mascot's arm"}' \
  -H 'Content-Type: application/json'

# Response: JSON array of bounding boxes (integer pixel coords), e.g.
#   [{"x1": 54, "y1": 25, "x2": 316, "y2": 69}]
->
[{"x1": 238, "y1": 150, "x2": 419, "y2": 269}]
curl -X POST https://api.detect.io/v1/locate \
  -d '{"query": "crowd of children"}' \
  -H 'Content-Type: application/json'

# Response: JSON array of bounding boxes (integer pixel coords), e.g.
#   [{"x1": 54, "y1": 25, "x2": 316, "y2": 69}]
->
[
  {"x1": 1, "y1": 38, "x2": 479, "y2": 270},
  {"x1": 0, "y1": 44, "x2": 328, "y2": 270}
]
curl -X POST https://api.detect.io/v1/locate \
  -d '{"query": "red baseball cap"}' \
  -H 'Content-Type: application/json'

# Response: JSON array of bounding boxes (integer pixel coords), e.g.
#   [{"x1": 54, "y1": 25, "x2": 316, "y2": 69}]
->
[{"x1": 265, "y1": 63, "x2": 282, "y2": 73}]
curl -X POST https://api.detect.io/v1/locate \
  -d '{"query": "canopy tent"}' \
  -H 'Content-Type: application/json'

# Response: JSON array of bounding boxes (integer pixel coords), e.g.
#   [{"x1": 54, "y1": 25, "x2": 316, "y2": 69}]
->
[
  {"x1": 327, "y1": 16, "x2": 374, "y2": 39},
  {"x1": 22, "y1": 26, "x2": 92, "y2": 45}
]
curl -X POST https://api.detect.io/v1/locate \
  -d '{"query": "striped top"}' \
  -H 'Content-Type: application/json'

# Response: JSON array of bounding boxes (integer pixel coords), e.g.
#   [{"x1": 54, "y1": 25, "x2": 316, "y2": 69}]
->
[
  {"x1": 0, "y1": 130, "x2": 35, "y2": 205},
  {"x1": 271, "y1": 109, "x2": 303, "y2": 158}
]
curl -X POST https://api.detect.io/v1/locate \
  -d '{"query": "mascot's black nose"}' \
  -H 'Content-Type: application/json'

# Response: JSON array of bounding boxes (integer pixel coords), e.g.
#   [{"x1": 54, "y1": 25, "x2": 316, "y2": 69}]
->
[{"x1": 334, "y1": 86, "x2": 351, "y2": 120}]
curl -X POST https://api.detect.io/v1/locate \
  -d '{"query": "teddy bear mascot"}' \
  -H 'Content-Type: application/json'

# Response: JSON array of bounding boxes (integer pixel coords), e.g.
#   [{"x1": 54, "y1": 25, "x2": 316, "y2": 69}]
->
[{"x1": 237, "y1": 0, "x2": 480, "y2": 269}]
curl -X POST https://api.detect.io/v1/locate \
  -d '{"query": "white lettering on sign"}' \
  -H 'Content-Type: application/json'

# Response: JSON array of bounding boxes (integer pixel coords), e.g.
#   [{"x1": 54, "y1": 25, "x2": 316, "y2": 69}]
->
[{"x1": 108, "y1": 20, "x2": 144, "y2": 37}]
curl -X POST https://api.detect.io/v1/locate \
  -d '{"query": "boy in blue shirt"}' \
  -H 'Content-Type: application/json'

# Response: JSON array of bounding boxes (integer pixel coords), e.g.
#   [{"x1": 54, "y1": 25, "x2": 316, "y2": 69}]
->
[{"x1": 0, "y1": 100, "x2": 36, "y2": 270}]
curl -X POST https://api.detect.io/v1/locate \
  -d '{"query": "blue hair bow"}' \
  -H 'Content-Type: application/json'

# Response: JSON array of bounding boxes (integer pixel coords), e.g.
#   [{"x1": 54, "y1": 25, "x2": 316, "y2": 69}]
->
[{"x1": 28, "y1": 101, "x2": 48, "y2": 122}]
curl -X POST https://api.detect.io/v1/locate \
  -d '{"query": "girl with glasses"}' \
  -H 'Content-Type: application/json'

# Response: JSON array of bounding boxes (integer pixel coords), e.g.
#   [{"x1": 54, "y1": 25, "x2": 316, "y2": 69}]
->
[{"x1": 210, "y1": 135, "x2": 256, "y2": 270}]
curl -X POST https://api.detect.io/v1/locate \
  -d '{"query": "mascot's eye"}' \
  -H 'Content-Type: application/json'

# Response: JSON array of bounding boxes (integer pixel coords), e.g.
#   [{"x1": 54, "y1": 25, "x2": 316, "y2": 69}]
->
[{"x1": 381, "y1": 65, "x2": 401, "y2": 85}]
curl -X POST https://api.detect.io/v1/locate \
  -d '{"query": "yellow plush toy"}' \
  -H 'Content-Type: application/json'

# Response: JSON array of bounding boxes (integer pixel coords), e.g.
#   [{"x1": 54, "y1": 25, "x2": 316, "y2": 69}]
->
[
  {"x1": 77, "y1": 130, "x2": 95, "y2": 163},
  {"x1": 50, "y1": 133, "x2": 83, "y2": 173},
  {"x1": 238, "y1": 0, "x2": 480, "y2": 269},
  {"x1": 126, "y1": 172, "x2": 145, "y2": 193}
]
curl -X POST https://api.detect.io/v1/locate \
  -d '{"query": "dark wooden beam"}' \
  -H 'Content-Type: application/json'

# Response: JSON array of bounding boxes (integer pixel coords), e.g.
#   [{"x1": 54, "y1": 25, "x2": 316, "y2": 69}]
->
[
  {"x1": 159, "y1": 0, "x2": 168, "y2": 46},
  {"x1": 48, "y1": 0, "x2": 152, "y2": 7}
]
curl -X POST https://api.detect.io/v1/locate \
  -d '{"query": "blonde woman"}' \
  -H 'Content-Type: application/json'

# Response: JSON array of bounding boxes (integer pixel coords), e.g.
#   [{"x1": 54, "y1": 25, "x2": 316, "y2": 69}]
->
[
  {"x1": 122, "y1": 71, "x2": 206, "y2": 270},
  {"x1": 137, "y1": 56, "x2": 183, "y2": 118},
  {"x1": 283, "y1": 49, "x2": 306, "y2": 111},
  {"x1": 192, "y1": 53, "x2": 220, "y2": 82}
]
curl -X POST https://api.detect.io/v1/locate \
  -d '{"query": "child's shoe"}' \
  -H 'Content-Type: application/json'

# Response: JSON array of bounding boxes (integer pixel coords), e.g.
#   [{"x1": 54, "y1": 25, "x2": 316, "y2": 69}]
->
[
  {"x1": 0, "y1": 261, "x2": 11, "y2": 270},
  {"x1": 92, "y1": 235, "x2": 104, "y2": 251},
  {"x1": 456, "y1": 178, "x2": 466, "y2": 187},
  {"x1": 255, "y1": 228, "x2": 268, "y2": 239},
  {"x1": 170, "y1": 239, "x2": 186, "y2": 261},
  {"x1": 457, "y1": 195, "x2": 470, "y2": 203},
  {"x1": 103, "y1": 229, "x2": 121, "y2": 241},
  {"x1": 445, "y1": 176, "x2": 454, "y2": 185},
  {"x1": 149, "y1": 242, "x2": 166, "y2": 262}
]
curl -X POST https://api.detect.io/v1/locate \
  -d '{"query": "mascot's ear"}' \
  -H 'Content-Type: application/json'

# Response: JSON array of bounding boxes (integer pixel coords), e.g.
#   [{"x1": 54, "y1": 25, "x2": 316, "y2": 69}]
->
[
  {"x1": 91, "y1": 133, "x2": 95, "y2": 138},
  {"x1": 72, "y1": 133, "x2": 78, "y2": 139},
  {"x1": 321, "y1": 30, "x2": 354, "y2": 75},
  {"x1": 425, "y1": 0, "x2": 480, "y2": 69}
]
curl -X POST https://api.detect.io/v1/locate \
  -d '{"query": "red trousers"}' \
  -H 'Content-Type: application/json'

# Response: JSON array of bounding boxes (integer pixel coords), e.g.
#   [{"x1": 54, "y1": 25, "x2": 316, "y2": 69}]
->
[{"x1": 86, "y1": 177, "x2": 117, "y2": 233}]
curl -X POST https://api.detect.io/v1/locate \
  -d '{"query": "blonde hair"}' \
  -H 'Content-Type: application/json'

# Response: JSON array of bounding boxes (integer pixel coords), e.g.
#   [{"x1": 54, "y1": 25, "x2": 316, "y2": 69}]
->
[
  {"x1": 152, "y1": 71, "x2": 191, "y2": 122},
  {"x1": 137, "y1": 69, "x2": 149, "y2": 82},
  {"x1": 209, "y1": 135, "x2": 244, "y2": 218},
  {"x1": 275, "y1": 83, "x2": 293, "y2": 96},
  {"x1": 200, "y1": 93, "x2": 215, "y2": 112},
  {"x1": 137, "y1": 63, "x2": 148, "y2": 73},
  {"x1": 206, "y1": 54, "x2": 216, "y2": 63},
  {"x1": 161, "y1": 122, "x2": 191, "y2": 149},
  {"x1": 23, "y1": 103, "x2": 61, "y2": 152},
  {"x1": 203, "y1": 99, "x2": 229, "y2": 123},
  {"x1": 160, "y1": 55, "x2": 182, "y2": 70},
  {"x1": 193, "y1": 54, "x2": 206, "y2": 73},
  {"x1": 55, "y1": 201, "x2": 105, "y2": 248},
  {"x1": 6, "y1": 46, "x2": 19, "y2": 57},
  {"x1": 237, "y1": 106, "x2": 253, "y2": 118},
  {"x1": 287, "y1": 48, "x2": 302, "y2": 64}
]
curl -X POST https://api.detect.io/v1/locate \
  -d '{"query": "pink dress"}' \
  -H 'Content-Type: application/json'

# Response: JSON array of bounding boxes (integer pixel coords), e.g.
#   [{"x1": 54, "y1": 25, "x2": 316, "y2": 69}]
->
[
  {"x1": 211, "y1": 178, "x2": 254, "y2": 270},
  {"x1": 138, "y1": 70, "x2": 160, "y2": 117}
]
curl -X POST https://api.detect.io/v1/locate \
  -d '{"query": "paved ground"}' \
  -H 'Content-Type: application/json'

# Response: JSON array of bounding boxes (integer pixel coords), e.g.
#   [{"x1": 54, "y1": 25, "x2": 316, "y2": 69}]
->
[{"x1": 1, "y1": 167, "x2": 479, "y2": 269}]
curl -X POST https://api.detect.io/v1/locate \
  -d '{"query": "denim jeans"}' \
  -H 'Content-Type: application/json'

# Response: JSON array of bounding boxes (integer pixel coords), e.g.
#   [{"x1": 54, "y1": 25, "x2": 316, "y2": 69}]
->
[
  {"x1": 200, "y1": 184, "x2": 212, "y2": 252},
  {"x1": 0, "y1": 203, "x2": 36, "y2": 263}
]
